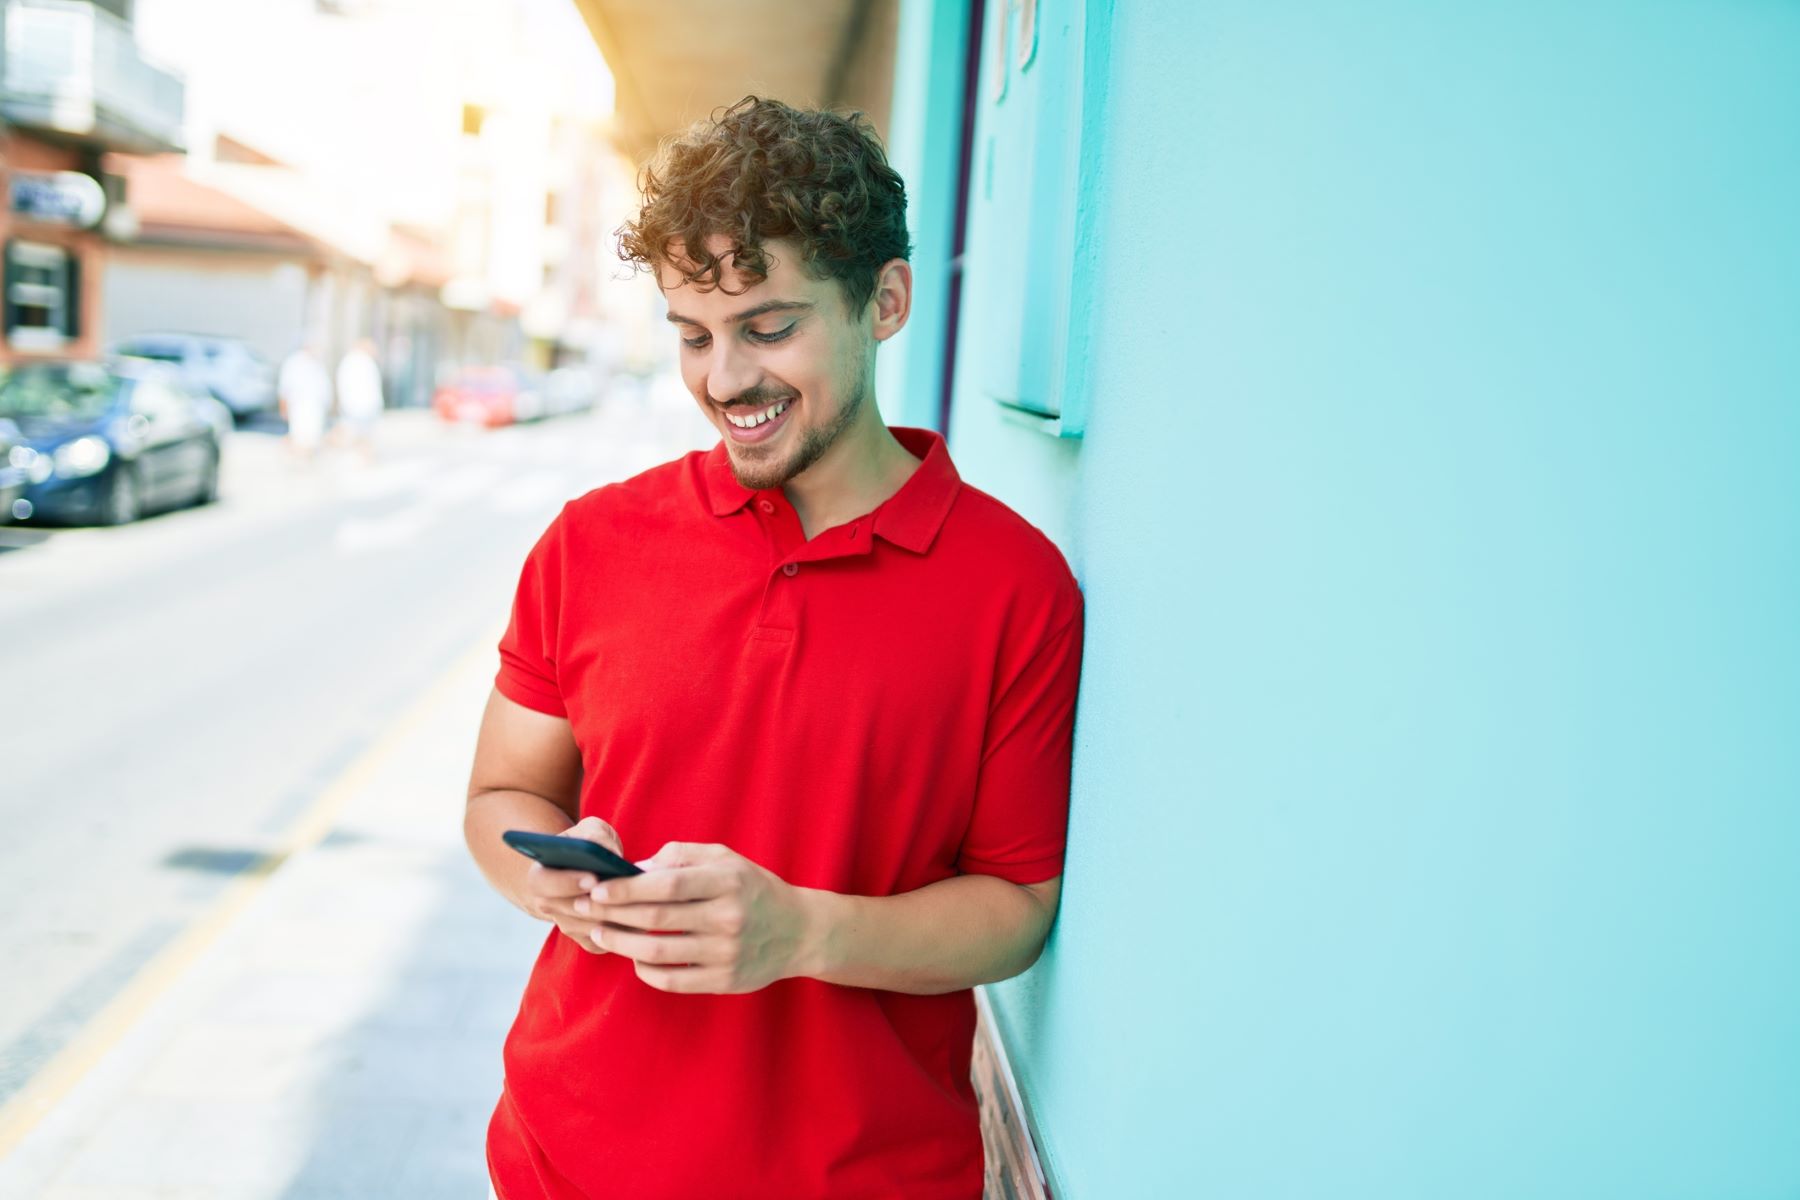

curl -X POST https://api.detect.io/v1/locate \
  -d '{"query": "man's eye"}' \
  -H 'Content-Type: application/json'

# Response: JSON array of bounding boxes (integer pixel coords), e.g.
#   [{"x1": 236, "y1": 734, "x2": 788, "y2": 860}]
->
[
  {"x1": 747, "y1": 324, "x2": 796, "y2": 344},
  {"x1": 681, "y1": 334, "x2": 711, "y2": 350}
]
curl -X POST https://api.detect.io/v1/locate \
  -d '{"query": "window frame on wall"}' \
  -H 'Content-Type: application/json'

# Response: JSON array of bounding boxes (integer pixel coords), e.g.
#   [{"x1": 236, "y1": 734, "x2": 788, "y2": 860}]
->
[
  {"x1": 4, "y1": 239, "x2": 82, "y2": 353},
  {"x1": 935, "y1": 0, "x2": 990, "y2": 434},
  {"x1": 957, "y1": 0, "x2": 1113, "y2": 439}
]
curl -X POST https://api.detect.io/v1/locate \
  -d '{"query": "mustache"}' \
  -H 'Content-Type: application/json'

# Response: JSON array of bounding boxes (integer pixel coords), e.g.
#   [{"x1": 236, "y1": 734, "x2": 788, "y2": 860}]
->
[{"x1": 715, "y1": 384, "x2": 798, "y2": 411}]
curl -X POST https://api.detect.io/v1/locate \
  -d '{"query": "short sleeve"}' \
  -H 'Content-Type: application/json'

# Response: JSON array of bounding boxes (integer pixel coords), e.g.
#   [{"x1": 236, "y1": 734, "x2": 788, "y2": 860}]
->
[
  {"x1": 495, "y1": 508, "x2": 568, "y2": 718},
  {"x1": 955, "y1": 595, "x2": 1085, "y2": 885}
]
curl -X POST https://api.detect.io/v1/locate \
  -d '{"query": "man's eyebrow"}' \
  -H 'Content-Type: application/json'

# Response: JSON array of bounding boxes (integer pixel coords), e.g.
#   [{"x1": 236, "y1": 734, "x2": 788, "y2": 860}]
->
[{"x1": 664, "y1": 300, "x2": 814, "y2": 327}]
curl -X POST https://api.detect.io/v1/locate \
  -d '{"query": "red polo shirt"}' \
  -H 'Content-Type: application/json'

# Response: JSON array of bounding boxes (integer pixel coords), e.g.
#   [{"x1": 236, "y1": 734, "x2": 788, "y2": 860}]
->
[{"x1": 487, "y1": 426, "x2": 1083, "y2": 1200}]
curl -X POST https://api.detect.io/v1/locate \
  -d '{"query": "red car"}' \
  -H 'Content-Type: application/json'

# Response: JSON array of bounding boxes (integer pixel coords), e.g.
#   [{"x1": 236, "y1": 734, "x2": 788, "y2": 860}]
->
[{"x1": 432, "y1": 366, "x2": 540, "y2": 428}]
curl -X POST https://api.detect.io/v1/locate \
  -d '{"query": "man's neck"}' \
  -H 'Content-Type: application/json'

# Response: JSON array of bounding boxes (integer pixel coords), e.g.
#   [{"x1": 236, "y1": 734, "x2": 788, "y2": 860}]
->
[{"x1": 783, "y1": 418, "x2": 922, "y2": 540}]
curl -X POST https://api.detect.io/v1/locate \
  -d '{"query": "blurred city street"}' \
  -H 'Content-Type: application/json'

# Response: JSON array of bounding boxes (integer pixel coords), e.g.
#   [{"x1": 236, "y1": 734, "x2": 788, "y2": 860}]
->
[
  {"x1": 0, "y1": 0, "x2": 741, "y2": 1192},
  {"x1": 0, "y1": 386, "x2": 713, "y2": 1196}
]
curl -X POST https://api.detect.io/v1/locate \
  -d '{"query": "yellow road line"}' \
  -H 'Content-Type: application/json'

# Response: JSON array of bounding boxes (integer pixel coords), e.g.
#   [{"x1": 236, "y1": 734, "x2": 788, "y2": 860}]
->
[{"x1": 0, "y1": 627, "x2": 503, "y2": 1159}]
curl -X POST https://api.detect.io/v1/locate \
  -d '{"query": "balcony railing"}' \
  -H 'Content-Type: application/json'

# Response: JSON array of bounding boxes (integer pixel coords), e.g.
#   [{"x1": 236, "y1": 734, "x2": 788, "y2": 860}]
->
[{"x1": 0, "y1": 0, "x2": 185, "y2": 154}]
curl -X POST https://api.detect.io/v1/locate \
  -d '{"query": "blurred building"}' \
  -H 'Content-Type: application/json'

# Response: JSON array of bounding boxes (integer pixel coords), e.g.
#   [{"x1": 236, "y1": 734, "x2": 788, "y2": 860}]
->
[
  {"x1": 0, "y1": 0, "x2": 184, "y2": 366},
  {"x1": 91, "y1": 0, "x2": 636, "y2": 407},
  {"x1": 98, "y1": 145, "x2": 328, "y2": 369}
]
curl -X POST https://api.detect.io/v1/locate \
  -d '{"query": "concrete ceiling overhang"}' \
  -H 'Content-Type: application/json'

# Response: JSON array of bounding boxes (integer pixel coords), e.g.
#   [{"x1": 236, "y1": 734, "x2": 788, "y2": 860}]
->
[{"x1": 570, "y1": 0, "x2": 879, "y2": 163}]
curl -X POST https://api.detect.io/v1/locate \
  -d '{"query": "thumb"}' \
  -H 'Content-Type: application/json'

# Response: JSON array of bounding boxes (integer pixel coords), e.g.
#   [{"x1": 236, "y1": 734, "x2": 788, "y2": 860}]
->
[{"x1": 566, "y1": 816, "x2": 624, "y2": 856}]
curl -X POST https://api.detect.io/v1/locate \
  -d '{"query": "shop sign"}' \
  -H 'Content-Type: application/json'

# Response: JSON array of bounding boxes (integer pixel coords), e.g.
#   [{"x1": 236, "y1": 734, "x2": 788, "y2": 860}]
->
[{"x1": 9, "y1": 171, "x2": 107, "y2": 229}]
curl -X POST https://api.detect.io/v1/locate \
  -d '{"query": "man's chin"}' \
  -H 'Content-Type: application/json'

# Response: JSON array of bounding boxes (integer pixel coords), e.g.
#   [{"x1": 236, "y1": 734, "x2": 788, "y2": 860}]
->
[{"x1": 726, "y1": 448, "x2": 792, "y2": 491}]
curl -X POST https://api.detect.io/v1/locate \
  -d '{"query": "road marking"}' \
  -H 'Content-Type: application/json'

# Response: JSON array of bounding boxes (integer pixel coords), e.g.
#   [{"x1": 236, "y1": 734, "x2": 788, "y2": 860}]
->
[{"x1": 0, "y1": 626, "x2": 503, "y2": 1159}]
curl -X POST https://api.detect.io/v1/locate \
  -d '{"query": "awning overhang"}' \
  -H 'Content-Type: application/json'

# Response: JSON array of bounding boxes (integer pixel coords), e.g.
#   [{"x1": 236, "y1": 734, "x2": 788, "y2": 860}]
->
[{"x1": 569, "y1": 0, "x2": 893, "y2": 162}]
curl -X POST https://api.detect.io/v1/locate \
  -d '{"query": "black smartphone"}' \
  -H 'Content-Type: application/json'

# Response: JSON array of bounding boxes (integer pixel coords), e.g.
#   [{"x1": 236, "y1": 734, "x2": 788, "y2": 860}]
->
[{"x1": 502, "y1": 830, "x2": 644, "y2": 880}]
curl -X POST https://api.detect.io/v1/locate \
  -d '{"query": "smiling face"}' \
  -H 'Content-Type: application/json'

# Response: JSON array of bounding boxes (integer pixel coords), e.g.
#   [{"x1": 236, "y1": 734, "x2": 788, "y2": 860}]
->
[{"x1": 662, "y1": 234, "x2": 882, "y2": 492}]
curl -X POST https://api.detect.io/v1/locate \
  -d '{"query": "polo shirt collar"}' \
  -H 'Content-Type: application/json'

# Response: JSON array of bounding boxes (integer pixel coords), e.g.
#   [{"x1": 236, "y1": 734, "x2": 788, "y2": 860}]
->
[{"x1": 702, "y1": 425, "x2": 961, "y2": 554}]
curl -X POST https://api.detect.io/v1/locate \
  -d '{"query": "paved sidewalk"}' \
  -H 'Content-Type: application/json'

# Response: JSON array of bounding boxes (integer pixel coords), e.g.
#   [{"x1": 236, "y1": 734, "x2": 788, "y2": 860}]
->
[{"x1": 0, "y1": 633, "x2": 542, "y2": 1199}]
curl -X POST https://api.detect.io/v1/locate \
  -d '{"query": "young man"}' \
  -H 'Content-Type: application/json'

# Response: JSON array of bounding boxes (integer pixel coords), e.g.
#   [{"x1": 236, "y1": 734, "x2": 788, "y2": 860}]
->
[{"x1": 465, "y1": 97, "x2": 1084, "y2": 1199}]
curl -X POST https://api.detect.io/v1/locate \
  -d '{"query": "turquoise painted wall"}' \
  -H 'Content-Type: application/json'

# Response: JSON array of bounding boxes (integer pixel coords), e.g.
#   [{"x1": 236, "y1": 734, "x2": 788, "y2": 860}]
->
[{"x1": 910, "y1": 1, "x2": 1800, "y2": 1196}]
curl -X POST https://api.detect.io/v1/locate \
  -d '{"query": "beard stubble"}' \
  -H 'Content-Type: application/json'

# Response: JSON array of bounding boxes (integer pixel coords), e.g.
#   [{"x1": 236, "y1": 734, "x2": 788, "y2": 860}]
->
[{"x1": 726, "y1": 370, "x2": 869, "y2": 492}]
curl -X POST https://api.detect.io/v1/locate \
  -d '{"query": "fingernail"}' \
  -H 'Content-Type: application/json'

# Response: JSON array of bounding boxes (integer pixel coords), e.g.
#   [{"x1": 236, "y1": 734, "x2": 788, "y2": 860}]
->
[
  {"x1": 590, "y1": 884, "x2": 610, "y2": 902},
  {"x1": 574, "y1": 899, "x2": 590, "y2": 915}
]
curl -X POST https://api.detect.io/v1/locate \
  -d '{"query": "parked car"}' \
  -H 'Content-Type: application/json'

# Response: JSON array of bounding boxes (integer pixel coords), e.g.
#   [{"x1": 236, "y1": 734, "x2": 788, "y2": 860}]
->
[
  {"x1": 112, "y1": 332, "x2": 278, "y2": 423},
  {"x1": 0, "y1": 417, "x2": 27, "y2": 522},
  {"x1": 432, "y1": 365, "x2": 543, "y2": 428},
  {"x1": 0, "y1": 360, "x2": 225, "y2": 526}
]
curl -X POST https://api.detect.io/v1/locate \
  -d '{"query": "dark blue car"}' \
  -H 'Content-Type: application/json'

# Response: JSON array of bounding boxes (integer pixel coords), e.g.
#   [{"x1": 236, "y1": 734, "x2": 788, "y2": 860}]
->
[
  {"x1": 0, "y1": 360, "x2": 225, "y2": 526},
  {"x1": 0, "y1": 417, "x2": 27, "y2": 521}
]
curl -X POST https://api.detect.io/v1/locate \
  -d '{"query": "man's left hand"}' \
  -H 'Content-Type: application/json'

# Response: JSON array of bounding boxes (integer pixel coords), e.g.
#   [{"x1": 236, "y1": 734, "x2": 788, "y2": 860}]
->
[{"x1": 577, "y1": 842, "x2": 819, "y2": 994}]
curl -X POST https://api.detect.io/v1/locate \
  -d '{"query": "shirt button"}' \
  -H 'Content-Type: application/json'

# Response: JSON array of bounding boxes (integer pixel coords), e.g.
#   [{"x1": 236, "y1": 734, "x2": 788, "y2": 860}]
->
[
  {"x1": 758, "y1": 499, "x2": 775, "y2": 514},
  {"x1": 782, "y1": 563, "x2": 798, "y2": 577}
]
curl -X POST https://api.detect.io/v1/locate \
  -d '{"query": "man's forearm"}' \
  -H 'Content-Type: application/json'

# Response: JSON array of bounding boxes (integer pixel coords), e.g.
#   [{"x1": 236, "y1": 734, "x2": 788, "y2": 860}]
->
[
  {"x1": 464, "y1": 789, "x2": 575, "y2": 916},
  {"x1": 796, "y1": 874, "x2": 1056, "y2": 996}
]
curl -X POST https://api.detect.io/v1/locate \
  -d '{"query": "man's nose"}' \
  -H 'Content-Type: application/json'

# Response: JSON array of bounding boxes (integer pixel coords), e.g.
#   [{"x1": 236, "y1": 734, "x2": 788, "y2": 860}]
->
[{"x1": 704, "y1": 338, "x2": 760, "y2": 406}]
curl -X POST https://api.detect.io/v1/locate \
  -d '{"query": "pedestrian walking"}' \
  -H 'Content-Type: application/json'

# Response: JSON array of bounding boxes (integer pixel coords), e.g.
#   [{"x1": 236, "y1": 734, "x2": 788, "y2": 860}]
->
[
  {"x1": 277, "y1": 339, "x2": 331, "y2": 461},
  {"x1": 465, "y1": 96, "x2": 1084, "y2": 1200},
  {"x1": 335, "y1": 336, "x2": 384, "y2": 462}
]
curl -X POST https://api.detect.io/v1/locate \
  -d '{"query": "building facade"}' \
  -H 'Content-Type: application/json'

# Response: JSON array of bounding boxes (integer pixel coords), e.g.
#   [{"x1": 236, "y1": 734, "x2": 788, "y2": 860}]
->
[
  {"x1": 883, "y1": 1, "x2": 1800, "y2": 1197},
  {"x1": 0, "y1": 0, "x2": 184, "y2": 366},
  {"x1": 98, "y1": 0, "x2": 632, "y2": 405}
]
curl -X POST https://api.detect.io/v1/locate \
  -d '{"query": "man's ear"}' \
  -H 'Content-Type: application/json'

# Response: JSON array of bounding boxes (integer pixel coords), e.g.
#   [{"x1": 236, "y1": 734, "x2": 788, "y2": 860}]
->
[{"x1": 869, "y1": 258, "x2": 912, "y2": 344}]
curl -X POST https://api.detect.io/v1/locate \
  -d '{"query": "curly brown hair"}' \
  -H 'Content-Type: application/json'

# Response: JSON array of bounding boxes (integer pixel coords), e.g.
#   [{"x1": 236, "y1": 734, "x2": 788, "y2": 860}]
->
[{"x1": 617, "y1": 96, "x2": 911, "y2": 316}]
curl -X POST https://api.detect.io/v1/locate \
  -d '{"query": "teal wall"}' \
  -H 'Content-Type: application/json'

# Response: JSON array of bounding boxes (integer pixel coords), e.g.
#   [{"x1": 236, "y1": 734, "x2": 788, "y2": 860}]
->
[{"x1": 902, "y1": 1, "x2": 1800, "y2": 1196}]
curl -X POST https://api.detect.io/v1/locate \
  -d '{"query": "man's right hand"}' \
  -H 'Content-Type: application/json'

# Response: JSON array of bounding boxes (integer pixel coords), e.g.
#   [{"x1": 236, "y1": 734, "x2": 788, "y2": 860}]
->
[{"x1": 520, "y1": 816, "x2": 625, "y2": 955}]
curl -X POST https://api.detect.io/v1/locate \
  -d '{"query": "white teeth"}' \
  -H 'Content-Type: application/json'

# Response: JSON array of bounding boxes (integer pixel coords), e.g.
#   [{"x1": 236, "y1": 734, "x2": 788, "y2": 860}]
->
[{"x1": 727, "y1": 400, "x2": 788, "y2": 429}]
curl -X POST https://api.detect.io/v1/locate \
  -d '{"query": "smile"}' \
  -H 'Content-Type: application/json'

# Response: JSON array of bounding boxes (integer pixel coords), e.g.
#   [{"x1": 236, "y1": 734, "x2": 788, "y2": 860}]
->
[
  {"x1": 722, "y1": 398, "x2": 794, "y2": 444},
  {"x1": 725, "y1": 399, "x2": 789, "y2": 428}
]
